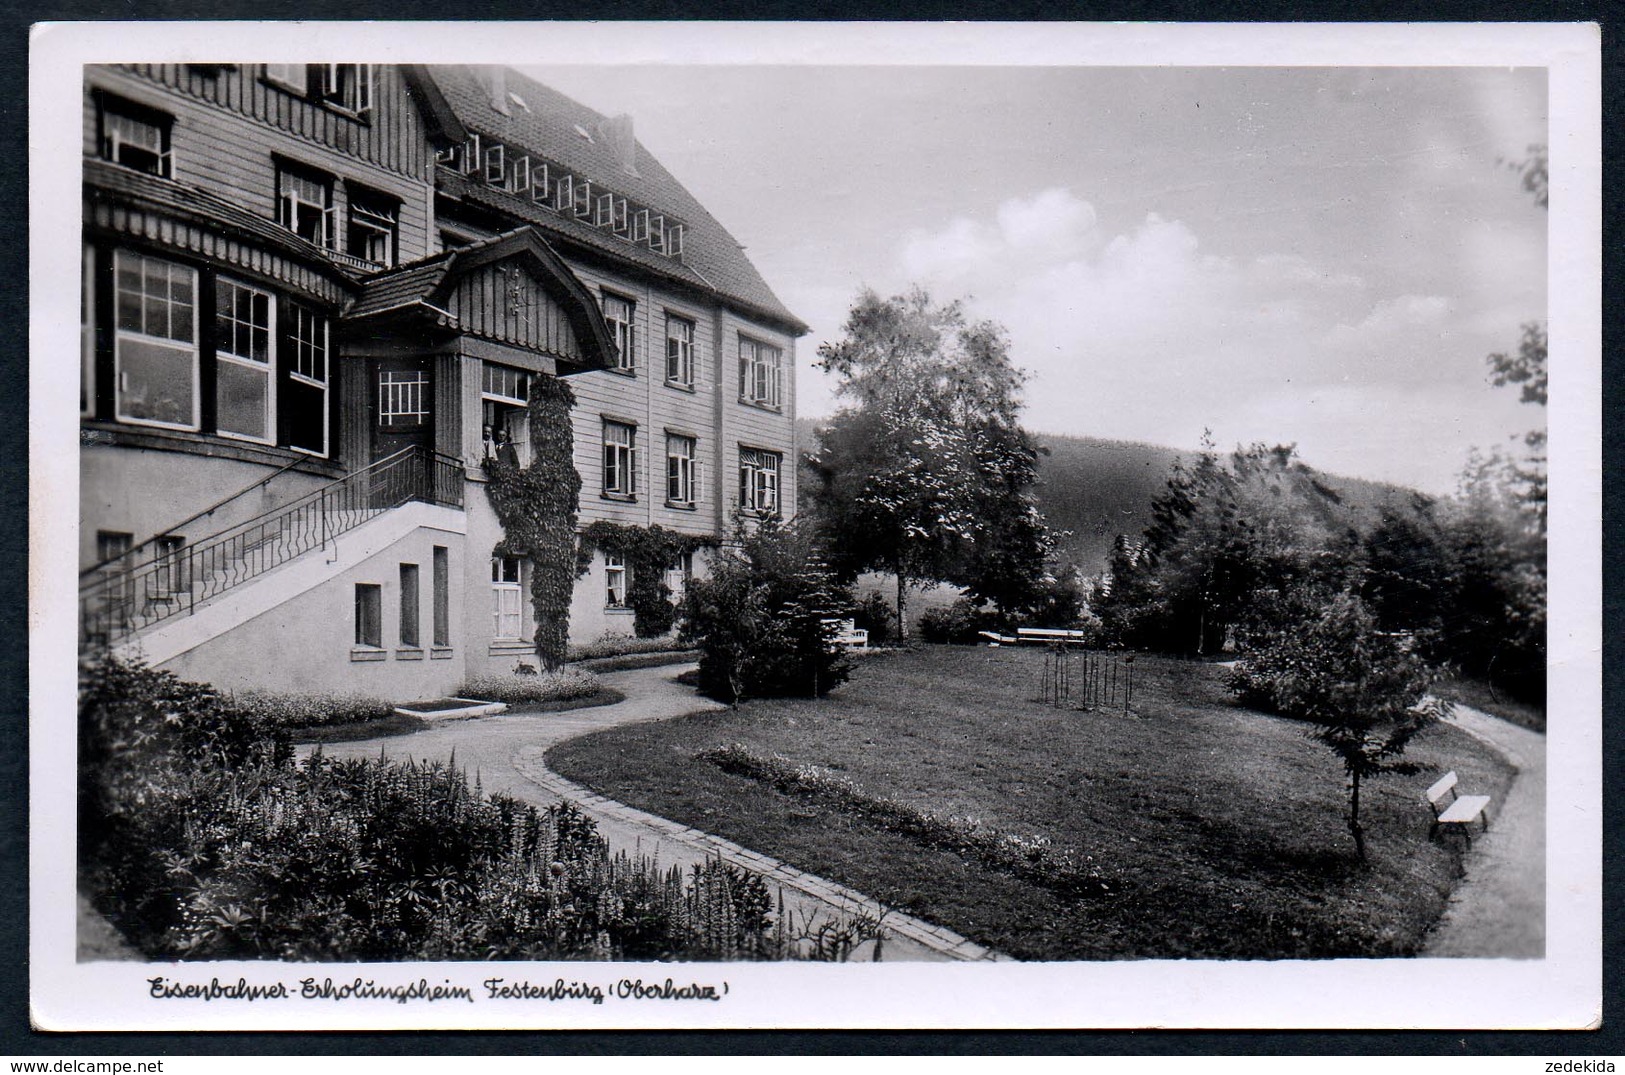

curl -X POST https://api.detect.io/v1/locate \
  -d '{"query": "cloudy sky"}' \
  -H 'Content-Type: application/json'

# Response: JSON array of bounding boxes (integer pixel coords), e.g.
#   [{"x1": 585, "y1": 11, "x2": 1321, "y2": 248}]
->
[{"x1": 530, "y1": 64, "x2": 1547, "y2": 496}]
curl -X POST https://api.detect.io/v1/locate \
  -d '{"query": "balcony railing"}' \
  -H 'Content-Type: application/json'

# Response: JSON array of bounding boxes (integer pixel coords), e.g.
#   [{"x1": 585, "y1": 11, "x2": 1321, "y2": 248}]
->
[{"x1": 80, "y1": 446, "x2": 463, "y2": 648}]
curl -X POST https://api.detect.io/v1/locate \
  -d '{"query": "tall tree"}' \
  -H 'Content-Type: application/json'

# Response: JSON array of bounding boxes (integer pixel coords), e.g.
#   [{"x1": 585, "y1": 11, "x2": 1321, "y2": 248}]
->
[{"x1": 808, "y1": 287, "x2": 1051, "y2": 638}]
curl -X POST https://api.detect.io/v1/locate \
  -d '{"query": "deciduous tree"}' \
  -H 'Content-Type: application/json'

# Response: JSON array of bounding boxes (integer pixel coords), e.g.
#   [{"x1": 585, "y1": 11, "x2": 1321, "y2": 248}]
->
[{"x1": 808, "y1": 287, "x2": 1051, "y2": 637}]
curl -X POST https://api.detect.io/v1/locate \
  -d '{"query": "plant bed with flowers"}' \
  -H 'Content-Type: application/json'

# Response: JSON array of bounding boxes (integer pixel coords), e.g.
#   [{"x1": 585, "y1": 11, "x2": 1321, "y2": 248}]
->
[
  {"x1": 79, "y1": 655, "x2": 876, "y2": 962},
  {"x1": 545, "y1": 644, "x2": 1516, "y2": 960}
]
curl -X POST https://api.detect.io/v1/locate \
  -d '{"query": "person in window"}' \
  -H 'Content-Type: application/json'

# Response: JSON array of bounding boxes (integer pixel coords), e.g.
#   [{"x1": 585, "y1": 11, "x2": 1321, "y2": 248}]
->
[{"x1": 484, "y1": 423, "x2": 520, "y2": 467}]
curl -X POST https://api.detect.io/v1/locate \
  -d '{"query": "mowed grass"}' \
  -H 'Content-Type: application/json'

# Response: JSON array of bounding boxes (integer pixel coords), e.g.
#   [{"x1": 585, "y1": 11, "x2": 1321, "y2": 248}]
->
[{"x1": 546, "y1": 645, "x2": 1514, "y2": 961}]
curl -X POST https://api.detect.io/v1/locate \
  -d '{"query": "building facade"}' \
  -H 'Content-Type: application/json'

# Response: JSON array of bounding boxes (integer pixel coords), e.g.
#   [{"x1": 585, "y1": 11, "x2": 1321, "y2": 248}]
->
[{"x1": 78, "y1": 63, "x2": 805, "y2": 698}]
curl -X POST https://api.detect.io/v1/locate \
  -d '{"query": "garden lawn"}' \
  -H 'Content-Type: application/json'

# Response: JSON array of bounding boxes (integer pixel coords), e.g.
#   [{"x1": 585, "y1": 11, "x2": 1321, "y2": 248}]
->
[{"x1": 546, "y1": 645, "x2": 1515, "y2": 960}]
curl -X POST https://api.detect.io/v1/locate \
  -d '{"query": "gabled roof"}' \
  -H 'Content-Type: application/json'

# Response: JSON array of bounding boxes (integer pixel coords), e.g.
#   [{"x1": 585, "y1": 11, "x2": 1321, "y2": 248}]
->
[
  {"x1": 425, "y1": 65, "x2": 808, "y2": 336},
  {"x1": 346, "y1": 227, "x2": 618, "y2": 373}
]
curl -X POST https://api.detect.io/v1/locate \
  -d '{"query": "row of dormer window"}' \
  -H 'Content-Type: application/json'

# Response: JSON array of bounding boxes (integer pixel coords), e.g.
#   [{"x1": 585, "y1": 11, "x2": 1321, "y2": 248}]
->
[{"x1": 440, "y1": 133, "x2": 687, "y2": 260}]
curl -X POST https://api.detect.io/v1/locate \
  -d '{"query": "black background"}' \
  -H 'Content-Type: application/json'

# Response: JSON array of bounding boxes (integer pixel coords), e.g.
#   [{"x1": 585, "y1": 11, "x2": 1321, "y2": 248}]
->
[{"x1": 4, "y1": 1, "x2": 1617, "y2": 1056}]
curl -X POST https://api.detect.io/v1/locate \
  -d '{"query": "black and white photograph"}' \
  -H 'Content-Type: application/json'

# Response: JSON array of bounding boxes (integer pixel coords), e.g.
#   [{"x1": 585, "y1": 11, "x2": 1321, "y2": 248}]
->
[{"x1": 29, "y1": 21, "x2": 1600, "y2": 1031}]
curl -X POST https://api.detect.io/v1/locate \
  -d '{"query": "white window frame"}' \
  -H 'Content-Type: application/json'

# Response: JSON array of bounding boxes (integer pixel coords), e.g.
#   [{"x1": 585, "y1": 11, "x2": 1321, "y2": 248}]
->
[
  {"x1": 667, "y1": 224, "x2": 685, "y2": 258},
  {"x1": 81, "y1": 244, "x2": 95, "y2": 417},
  {"x1": 506, "y1": 154, "x2": 531, "y2": 194},
  {"x1": 276, "y1": 163, "x2": 336, "y2": 250},
  {"x1": 604, "y1": 552, "x2": 628, "y2": 609},
  {"x1": 99, "y1": 100, "x2": 171, "y2": 178},
  {"x1": 288, "y1": 305, "x2": 330, "y2": 457},
  {"x1": 739, "y1": 336, "x2": 783, "y2": 409},
  {"x1": 491, "y1": 556, "x2": 524, "y2": 641},
  {"x1": 666, "y1": 432, "x2": 696, "y2": 507},
  {"x1": 602, "y1": 420, "x2": 637, "y2": 497},
  {"x1": 484, "y1": 142, "x2": 506, "y2": 185},
  {"x1": 264, "y1": 63, "x2": 307, "y2": 94},
  {"x1": 529, "y1": 161, "x2": 553, "y2": 206},
  {"x1": 665, "y1": 314, "x2": 694, "y2": 387},
  {"x1": 213, "y1": 276, "x2": 277, "y2": 445},
  {"x1": 647, "y1": 214, "x2": 666, "y2": 253},
  {"x1": 459, "y1": 133, "x2": 483, "y2": 176},
  {"x1": 739, "y1": 447, "x2": 782, "y2": 515},
  {"x1": 573, "y1": 179, "x2": 595, "y2": 219},
  {"x1": 319, "y1": 63, "x2": 373, "y2": 115},
  {"x1": 601, "y1": 292, "x2": 635, "y2": 371},
  {"x1": 555, "y1": 173, "x2": 574, "y2": 211},
  {"x1": 481, "y1": 363, "x2": 532, "y2": 464},
  {"x1": 379, "y1": 369, "x2": 430, "y2": 427},
  {"x1": 347, "y1": 189, "x2": 397, "y2": 268},
  {"x1": 631, "y1": 209, "x2": 650, "y2": 243},
  {"x1": 113, "y1": 250, "x2": 199, "y2": 431}
]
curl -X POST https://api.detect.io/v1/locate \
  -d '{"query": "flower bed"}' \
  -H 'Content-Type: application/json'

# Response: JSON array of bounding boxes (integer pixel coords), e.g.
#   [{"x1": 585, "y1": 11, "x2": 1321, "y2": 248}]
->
[{"x1": 460, "y1": 668, "x2": 604, "y2": 707}]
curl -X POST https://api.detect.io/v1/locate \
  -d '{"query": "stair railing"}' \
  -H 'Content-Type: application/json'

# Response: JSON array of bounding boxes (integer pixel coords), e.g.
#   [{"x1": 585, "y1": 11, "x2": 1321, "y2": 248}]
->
[{"x1": 80, "y1": 446, "x2": 464, "y2": 647}]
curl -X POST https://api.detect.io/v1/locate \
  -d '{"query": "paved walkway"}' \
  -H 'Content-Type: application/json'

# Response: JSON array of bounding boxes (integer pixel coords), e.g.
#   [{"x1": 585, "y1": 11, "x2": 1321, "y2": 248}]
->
[
  {"x1": 1421, "y1": 702, "x2": 1546, "y2": 958},
  {"x1": 310, "y1": 664, "x2": 1008, "y2": 962}
]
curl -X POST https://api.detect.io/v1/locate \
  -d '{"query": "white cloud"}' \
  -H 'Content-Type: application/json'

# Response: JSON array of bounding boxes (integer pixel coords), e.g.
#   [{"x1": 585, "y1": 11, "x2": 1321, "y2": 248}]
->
[{"x1": 873, "y1": 187, "x2": 1530, "y2": 494}]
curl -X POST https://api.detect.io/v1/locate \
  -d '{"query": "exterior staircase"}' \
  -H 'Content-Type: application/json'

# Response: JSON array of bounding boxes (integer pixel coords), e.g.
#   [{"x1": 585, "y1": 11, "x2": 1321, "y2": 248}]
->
[{"x1": 80, "y1": 446, "x2": 464, "y2": 651}]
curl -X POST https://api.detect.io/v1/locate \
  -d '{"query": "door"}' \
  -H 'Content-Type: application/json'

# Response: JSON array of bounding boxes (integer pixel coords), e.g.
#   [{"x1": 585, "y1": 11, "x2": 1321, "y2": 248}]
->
[{"x1": 371, "y1": 358, "x2": 433, "y2": 505}]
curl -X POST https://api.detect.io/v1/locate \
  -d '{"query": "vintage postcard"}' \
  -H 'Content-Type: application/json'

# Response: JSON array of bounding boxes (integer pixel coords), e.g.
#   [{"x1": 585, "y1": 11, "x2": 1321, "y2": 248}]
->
[{"x1": 29, "y1": 21, "x2": 1601, "y2": 1030}]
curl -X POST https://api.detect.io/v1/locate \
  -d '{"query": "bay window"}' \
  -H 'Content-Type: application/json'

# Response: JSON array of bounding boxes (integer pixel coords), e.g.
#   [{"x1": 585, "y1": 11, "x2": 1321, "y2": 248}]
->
[
  {"x1": 114, "y1": 250, "x2": 197, "y2": 429},
  {"x1": 286, "y1": 305, "x2": 330, "y2": 456},
  {"x1": 213, "y1": 277, "x2": 275, "y2": 443}
]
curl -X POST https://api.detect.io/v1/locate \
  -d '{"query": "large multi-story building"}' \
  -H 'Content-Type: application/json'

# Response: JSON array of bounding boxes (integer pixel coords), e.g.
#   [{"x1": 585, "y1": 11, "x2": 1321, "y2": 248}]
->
[{"x1": 77, "y1": 63, "x2": 805, "y2": 699}]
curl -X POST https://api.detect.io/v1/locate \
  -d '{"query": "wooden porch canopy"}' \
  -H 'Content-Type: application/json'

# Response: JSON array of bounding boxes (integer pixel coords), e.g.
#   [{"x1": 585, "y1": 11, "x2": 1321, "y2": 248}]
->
[{"x1": 342, "y1": 226, "x2": 618, "y2": 375}]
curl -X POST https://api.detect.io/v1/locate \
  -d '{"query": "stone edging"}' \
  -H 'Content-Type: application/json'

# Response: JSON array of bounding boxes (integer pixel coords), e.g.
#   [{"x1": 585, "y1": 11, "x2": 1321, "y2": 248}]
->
[{"x1": 514, "y1": 755, "x2": 1014, "y2": 963}]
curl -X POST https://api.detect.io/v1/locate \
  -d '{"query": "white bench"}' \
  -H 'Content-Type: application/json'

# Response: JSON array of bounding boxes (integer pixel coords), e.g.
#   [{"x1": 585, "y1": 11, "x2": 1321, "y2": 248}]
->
[
  {"x1": 1016, "y1": 628, "x2": 1089, "y2": 644},
  {"x1": 825, "y1": 618, "x2": 869, "y2": 648},
  {"x1": 1425, "y1": 771, "x2": 1492, "y2": 842}
]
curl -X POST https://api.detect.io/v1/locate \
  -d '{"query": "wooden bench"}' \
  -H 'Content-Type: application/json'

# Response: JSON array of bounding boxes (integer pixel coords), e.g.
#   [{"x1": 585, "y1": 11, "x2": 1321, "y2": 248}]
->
[{"x1": 1425, "y1": 771, "x2": 1492, "y2": 842}]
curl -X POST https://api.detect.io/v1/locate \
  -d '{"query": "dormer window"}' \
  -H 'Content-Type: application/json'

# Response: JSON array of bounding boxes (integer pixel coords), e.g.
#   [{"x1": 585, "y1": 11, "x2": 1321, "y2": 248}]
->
[
  {"x1": 97, "y1": 95, "x2": 171, "y2": 178},
  {"x1": 275, "y1": 161, "x2": 335, "y2": 249}
]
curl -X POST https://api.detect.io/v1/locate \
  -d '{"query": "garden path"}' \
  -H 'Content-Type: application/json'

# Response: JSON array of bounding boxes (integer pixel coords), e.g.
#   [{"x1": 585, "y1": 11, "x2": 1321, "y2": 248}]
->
[
  {"x1": 310, "y1": 663, "x2": 1008, "y2": 963},
  {"x1": 1421, "y1": 703, "x2": 1546, "y2": 958}
]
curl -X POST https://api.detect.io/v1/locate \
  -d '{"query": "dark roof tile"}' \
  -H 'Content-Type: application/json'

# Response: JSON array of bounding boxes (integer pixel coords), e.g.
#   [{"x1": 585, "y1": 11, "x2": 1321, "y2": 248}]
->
[{"x1": 428, "y1": 66, "x2": 806, "y2": 335}]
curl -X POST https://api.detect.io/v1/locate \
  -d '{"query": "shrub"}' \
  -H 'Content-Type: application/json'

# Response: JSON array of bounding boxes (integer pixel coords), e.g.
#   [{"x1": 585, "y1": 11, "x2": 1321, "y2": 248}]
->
[
  {"x1": 918, "y1": 598, "x2": 1005, "y2": 645},
  {"x1": 79, "y1": 656, "x2": 875, "y2": 962},
  {"x1": 566, "y1": 634, "x2": 687, "y2": 662},
  {"x1": 850, "y1": 592, "x2": 895, "y2": 648},
  {"x1": 679, "y1": 516, "x2": 853, "y2": 703},
  {"x1": 229, "y1": 690, "x2": 395, "y2": 730},
  {"x1": 460, "y1": 668, "x2": 602, "y2": 707}
]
